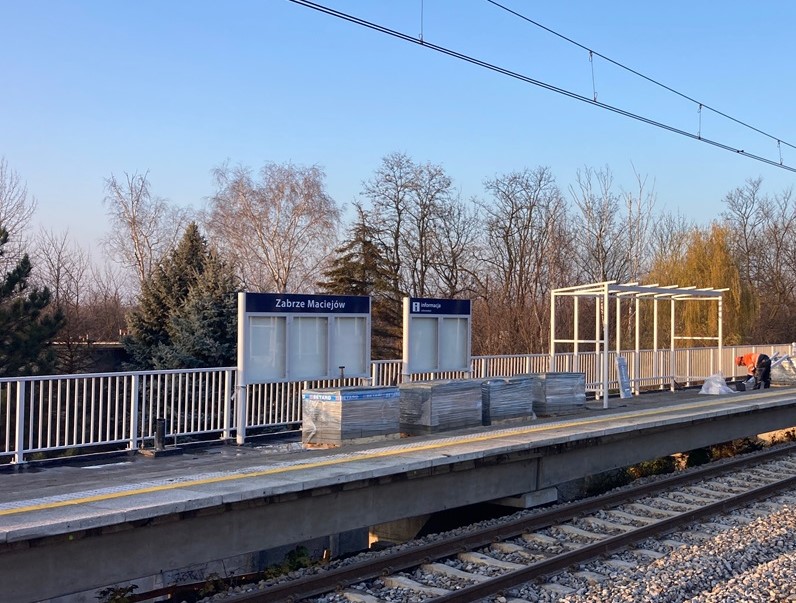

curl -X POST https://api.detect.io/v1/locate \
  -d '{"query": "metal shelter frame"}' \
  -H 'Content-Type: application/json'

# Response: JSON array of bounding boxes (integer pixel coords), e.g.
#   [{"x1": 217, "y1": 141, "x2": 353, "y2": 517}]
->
[{"x1": 550, "y1": 281, "x2": 726, "y2": 408}]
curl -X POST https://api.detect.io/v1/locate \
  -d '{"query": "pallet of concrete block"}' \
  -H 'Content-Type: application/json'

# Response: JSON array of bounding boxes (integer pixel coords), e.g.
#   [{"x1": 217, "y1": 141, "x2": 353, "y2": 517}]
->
[
  {"x1": 481, "y1": 377, "x2": 536, "y2": 425},
  {"x1": 302, "y1": 386, "x2": 400, "y2": 446},
  {"x1": 530, "y1": 372, "x2": 586, "y2": 416},
  {"x1": 399, "y1": 379, "x2": 482, "y2": 435}
]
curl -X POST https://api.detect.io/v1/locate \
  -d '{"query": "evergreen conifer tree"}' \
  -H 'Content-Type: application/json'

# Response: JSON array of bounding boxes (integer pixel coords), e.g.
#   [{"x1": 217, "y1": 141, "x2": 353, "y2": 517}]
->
[
  {"x1": 152, "y1": 252, "x2": 238, "y2": 368},
  {"x1": 124, "y1": 222, "x2": 238, "y2": 369},
  {"x1": 0, "y1": 226, "x2": 64, "y2": 376},
  {"x1": 318, "y1": 206, "x2": 401, "y2": 360}
]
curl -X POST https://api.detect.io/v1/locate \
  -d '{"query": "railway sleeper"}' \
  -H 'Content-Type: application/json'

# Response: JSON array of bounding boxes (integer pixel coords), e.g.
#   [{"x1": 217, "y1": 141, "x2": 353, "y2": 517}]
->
[
  {"x1": 604, "y1": 509, "x2": 659, "y2": 525},
  {"x1": 342, "y1": 590, "x2": 381, "y2": 603},
  {"x1": 381, "y1": 575, "x2": 451, "y2": 596},
  {"x1": 420, "y1": 562, "x2": 492, "y2": 583},
  {"x1": 458, "y1": 551, "x2": 526, "y2": 570},
  {"x1": 490, "y1": 541, "x2": 550, "y2": 561},
  {"x1": 580, "y1": 516, "x2": 636, "y2": 532}
]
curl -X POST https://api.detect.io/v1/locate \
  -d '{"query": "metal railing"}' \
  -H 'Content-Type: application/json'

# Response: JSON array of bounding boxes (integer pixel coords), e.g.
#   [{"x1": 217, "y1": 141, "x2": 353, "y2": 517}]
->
[{"x1": 1, "y1": 343, "x2": 790, "y2": 463}]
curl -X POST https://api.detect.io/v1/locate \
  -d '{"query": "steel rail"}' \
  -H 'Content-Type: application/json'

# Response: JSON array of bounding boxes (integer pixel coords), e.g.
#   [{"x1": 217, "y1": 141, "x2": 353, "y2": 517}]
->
[
  {"x1": 217, "y1": 443, "x2": 796, "y2": 603},
  {"x1": 434, "y1": 472, "x2": 796, "y2": 602}
]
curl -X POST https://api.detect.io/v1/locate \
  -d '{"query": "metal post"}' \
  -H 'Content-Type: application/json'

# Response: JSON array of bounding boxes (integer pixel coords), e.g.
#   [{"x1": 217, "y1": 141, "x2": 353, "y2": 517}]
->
[
  {"x1": 595, "y1": 294, "x2": 601, "y2": 400},
  {"x1": 222, "y1": 369, "x2": 232, "y2": 440},
  {"x1": 13, "y1": 380, "x2": 25, "y2": 465},
  {"x1": 717, "y1": 297, "x2": 723, "y2": 375},
  {"x1": 670, "y1": 299, "x2": 676, "y2": 392},
  {"x1": 653, "y1": 298, "x2": 659, "y2": 389},
  {"x1": 573, "y1": 296, "x2": 580, "y2": 373},
  {"x1": 549, "y1": 291, "x2": 556, "y2": 372},
  {"x1": 401, "y1": 297, "x2": 411, "y2": 383},
  {"x1": 154, "y1": 417, "x2": 166, "y2": 451},
  {"x1": 635, "y1": 296, "x2": 640, "y2": 395},
  {"x1": 236, "y1": 292, "x2": 248, "y2": 445},
  {"x1": 129, "y1": 374, "x2": 140, "y2": 451},
  {"x1": 602, "y1": 284, "x2": 609, "y2": 409}
]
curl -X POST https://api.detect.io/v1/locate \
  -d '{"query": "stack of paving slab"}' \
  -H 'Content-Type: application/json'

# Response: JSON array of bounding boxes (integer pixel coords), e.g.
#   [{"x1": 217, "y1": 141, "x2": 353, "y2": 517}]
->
[
  {"x1": 529, "y1": 372, "x2": 586, "y2": 416},
  {"x1": 301, "y1": 386, "x2": 400, "y2": 446},
  {"x1": 771, "y1": 354, "x2": 796, "y2": 385},
  {"x1": 399, "y1": 379, "x2": 483, "y2": 434},
  {"x1": 481, "y1": 377, "x2": 536, "y2": 425}
]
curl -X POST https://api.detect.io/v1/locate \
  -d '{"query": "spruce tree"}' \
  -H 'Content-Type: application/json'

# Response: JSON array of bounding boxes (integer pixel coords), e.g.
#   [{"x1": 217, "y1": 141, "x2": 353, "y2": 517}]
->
[
  {"x1": 0, "y1": 226, "x2": 64, "y2": 376},
  {"x1": 318, "y1": 206, "x2": 401, "y2": 360},
  {"x1": 152, "y1": 252, "x2": 238, "y2": 369},
  {"x1": 124, "y1": 222, "x2": 238, "y2": 369}
]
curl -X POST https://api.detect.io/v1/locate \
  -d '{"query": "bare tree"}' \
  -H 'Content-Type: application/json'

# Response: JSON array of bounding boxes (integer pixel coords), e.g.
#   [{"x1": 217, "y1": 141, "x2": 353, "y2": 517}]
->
[
  {"x1": 569, "y1": 166, "x2": 627, "y2": 283},
  {"x1": 362, "y1": 153, "x2": 470, "y2": 298},
  {"x1": 622, "y1": 166, "x2": 656, "y2": 278},
  {"x1": 0, "y1": 157, "x2": 37, "y2": 268},
  {"x1": 721, "y1": 177, "x2": 766, "y2": 286},
  {"x1": 32, "y1": 229, "x2": 92, "y2": 371},
  {"x1": 87, "y1": 262, "x2": 130, "y2": 341},
  {"x1": 477, "y1": 166, "x2": 572, "y2": 353},
  {"x1": 722, "y1": 180, "x2": 796, "y2": 341},
  {"x1": 648, "y1": 210, "x2": 694, "y2": 273},
  {"x1": 33, "y1": 228, "x2": 89, "y2": 308},
  {"x1": 103, "y1": 171, "x2": 189, "y2": 290},
  {"x1": 403, "y1": 161, "x2": 452, "y2": 297},
  {"x1": 428, "y1": 196, "x2": 481, "y2": 298},
  {"x1": 207, "y1": 162, "x2": 341, "y2": 292},
  {"x1": 361, "y1": 152, "x2": 415, "y2": 297}
]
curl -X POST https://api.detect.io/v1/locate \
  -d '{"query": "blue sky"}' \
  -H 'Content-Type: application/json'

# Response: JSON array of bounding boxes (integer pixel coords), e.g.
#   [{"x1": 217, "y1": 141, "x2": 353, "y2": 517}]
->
[{"x1": 2, "y1": 1, "x2": 795, "y2": 253}]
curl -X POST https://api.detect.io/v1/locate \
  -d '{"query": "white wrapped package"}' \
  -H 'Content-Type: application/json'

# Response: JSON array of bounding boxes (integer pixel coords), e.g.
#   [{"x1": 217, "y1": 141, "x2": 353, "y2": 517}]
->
[
  {"x1": 699, "y1": 373, "x2": 736, "y2": 395},
  {"x1": 399, "y1": 379, "x2": 482, "y2": 434},
  {"x1": 481, "y1": 378, "x2": 535, "y2": 425},
  {"x1": 302, "y1": 386, "x2": 400, "y2": 445}
]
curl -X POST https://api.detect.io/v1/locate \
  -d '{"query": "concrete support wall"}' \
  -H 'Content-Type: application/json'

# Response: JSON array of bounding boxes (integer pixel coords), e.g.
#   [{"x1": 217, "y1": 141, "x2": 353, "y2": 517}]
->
[{"x1": 5, "y1": 454, "x2": 539, "y2": 602}]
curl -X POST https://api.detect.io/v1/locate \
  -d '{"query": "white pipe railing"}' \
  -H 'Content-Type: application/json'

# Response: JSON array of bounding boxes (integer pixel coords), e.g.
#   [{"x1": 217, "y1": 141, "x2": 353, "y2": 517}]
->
[{"x1": 0, "y1": 343, "x2": 790, "y2": 463}]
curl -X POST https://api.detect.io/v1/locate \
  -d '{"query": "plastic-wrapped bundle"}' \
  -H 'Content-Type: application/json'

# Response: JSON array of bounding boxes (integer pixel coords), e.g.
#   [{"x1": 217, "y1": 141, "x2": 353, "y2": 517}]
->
[
  {"x1": 529, "y1": 372, "x2": 586, "y2": 415},
  {"x1": 481, "y1": 378, "x2": 535, "y2": 425},
  {"x1": 399, "y1": 379, "x2": 482, "y2": 434},
  {"x1": 302, "y1": 387, "x2": 400, "y2": 446},
  {"x1": 771, "y1": 355, "x2": 796, "y2": 385}
]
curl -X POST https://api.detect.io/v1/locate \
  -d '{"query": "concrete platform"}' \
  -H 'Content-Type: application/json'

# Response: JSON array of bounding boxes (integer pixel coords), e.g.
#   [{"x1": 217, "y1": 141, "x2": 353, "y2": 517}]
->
[{"x1": 2, "y1": 386, "x2": 796, "y2": 602}]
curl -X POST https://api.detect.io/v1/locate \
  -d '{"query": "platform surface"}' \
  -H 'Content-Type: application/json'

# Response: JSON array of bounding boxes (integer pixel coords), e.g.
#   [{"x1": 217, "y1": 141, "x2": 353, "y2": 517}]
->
[{"x1": 1, "y1": 386, "x2": 793, "y2": 545}]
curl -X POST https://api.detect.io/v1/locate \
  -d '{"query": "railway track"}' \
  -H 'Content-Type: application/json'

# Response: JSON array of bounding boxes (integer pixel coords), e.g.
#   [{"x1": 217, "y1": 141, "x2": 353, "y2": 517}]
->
[{"x1": 206, "y1": 442, "x2": 796, "y2": 603}]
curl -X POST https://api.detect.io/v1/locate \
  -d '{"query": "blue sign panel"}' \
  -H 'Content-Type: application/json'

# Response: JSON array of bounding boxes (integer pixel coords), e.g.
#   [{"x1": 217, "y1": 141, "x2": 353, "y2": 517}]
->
[
  {"x1": 245, "y1": 292, "x2": 370, "y2": 314},
  {"x1": 408, "y1": 297, "x2": 471, "y2": 316}
]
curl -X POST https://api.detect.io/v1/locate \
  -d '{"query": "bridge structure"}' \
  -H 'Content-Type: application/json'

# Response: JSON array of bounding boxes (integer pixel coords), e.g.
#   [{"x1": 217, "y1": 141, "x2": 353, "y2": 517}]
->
[
  {"x1": 0, "y1": 343, "x2": 790, "y2": 465},
  {"x1": 1, "y1": 385, "x2": 796, "y2": 602}
]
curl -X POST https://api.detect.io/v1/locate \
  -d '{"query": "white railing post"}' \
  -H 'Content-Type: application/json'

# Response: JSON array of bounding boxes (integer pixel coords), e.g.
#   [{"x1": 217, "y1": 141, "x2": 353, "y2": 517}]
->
[
  {"x1": 129, "y1": 374, "x2": 140, "y2": 451},
  {"x1": 13, "y1": 380, "x2": 25, "y2": 464},
  {"x1": 236, "y1": 382, "x2": 247, "y2": 445},
  {"x1": 222, "y1": 369, "x2": 232, "y2": 440},
  {"x1": 686, "y1": 349, "x2": 692, "y2": 386}
]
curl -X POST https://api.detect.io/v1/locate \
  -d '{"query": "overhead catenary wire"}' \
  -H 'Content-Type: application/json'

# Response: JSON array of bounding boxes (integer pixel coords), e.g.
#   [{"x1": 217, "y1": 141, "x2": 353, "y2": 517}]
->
[
  {"x1": 485, "y1": 0, "x2": 796, "y2": 153},
  {"x1": 289, "y1": 0, "x2": 796, "y2": 174}
]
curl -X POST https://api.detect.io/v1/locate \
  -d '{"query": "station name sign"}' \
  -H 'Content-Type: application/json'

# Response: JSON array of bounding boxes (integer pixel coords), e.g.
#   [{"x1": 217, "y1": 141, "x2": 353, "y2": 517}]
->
[
  {"x1": 408, "y1": 297, "x2": 471, "y2": 316},
  {"x1": 244, "y1": 292, "x2": 370, "y2": 314}
]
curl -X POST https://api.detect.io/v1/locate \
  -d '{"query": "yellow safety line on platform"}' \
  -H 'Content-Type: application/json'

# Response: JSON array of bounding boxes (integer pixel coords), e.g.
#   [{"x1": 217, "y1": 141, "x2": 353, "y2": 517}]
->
[{"x1": 0, "y1": 392, "x2": 786, "y2": 518}]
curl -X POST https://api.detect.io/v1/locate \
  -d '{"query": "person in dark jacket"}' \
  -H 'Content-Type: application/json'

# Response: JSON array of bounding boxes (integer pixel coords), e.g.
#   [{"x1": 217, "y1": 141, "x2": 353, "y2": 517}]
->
[{"x1": 736, "y1": 352, "x2": 772, "y2": 389}]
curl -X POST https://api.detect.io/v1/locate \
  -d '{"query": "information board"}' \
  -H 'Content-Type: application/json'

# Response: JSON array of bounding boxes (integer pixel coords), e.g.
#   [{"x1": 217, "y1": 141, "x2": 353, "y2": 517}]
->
[
  {"x1": 402, "y1": 297, "x2": 471, "y2": 375},
  {"x1": 238, "y1": 292, "x2": 371, "y2": 384}
]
